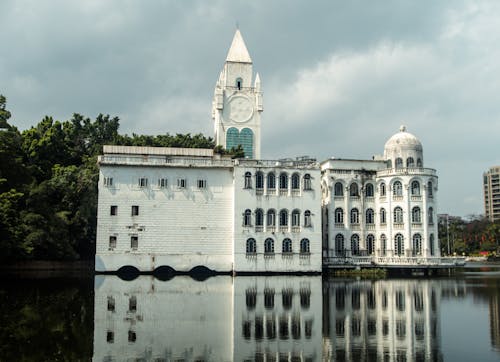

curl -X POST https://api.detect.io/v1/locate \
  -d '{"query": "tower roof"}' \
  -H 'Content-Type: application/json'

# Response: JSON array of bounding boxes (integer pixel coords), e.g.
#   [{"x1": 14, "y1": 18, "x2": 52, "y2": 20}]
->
[{"x1": 226, "y1": 29, "x2": 252, "y2": 63}]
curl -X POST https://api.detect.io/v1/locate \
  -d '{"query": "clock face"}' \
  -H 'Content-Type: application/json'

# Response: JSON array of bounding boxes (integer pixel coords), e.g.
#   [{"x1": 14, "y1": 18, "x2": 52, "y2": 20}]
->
[{"x1": 228, "y1": 96, "x2": 253, "y2": 123}]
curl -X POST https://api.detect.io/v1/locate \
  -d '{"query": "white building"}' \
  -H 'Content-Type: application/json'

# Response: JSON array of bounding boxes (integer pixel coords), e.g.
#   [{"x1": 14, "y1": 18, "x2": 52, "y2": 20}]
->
[{"x1": 95, "y1": 30, "x2": 455, "y2": 274}]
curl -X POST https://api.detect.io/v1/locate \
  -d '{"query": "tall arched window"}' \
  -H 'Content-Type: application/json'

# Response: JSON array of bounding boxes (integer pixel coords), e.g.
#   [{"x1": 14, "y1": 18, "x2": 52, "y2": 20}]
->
[
  {"x1": 380, "y1": 234, "x2": 387, "y2": 256},
  {"x1": 350, "y1": 183, "x2": 359, "y2": 197},
  {"x1": 407, "y1": 157, "x2": 415, "y2": 168},
  {"x1": 334, "y1": 182, "x2": 344, "y2": 196},
  {"x1": 303, "y1": 174, "x2": 312, "y2": 190},
  {"x1": 267, "y1": 172, "x2": 276, "y2": 190},
  {"x1": 335, "y1": 234, "x2": 345, "y2": 256},
  {"x1": 395, "y1": 158, "x2": 403, "y2": 169},
  {"x1": 350, "y1": 208, "x2": 360, "y2": 224},
  {"x1": 411, "y1": 180, "x2": 420, "y2": 196},
  {"x1": 380, "y1": 208, "x2": 387, "y2": 224},
  {"x1": 304, "y1": 210, "x2": 312, "y2": 227},
  {"x1": 291, "y1": 209, "x2": 300, "y2": 227},
  {"x1": 365, "y1": 183, "x2": 374, "y2": 197},
  {"x1": 366, "y1": 208, "x2": 375, "y2": 224},
  {"x1": 387, "y1": 159, "x2": 392, "y2": 168},
  {"x1": 282, "y1": 238, "x2": 292, "y2": 253},
  {"x1": 226, "y1": 127, "x2": 239, "y2": 151},
  {"x1": 412, "y1": 234, "x2": 422, "y2": 256},
  {"x1": 395, "y1": 234, "x2": 404, "y2": 256},
  {"x1": 417, "y1": 158, "x2": 423, "y2": 167},
  {"x1": 244, "y1": 172, "x2": 252, "y2": 189},
  {"x1": 412, "y1": 207, "x2": 421, "y2": 223},
  {"x1": 393, "y1": 181, "x2": 403, "y2": 197},
  {"x1": 291, "y1": 173, "x2": 300, "y2": 190},
  {"x1": 279, "y1": 172, "x2": 288, "y2": 190},
  {"x1": 380, "y1": 182, "x2": 386, "y2": 196},
  {"x1": 366, "y1": 234, "x2": 375, "y2": 255},
  {"x1": 240, "y1": 128, "x2": 254, "y2": 158},
  {"x1": 243, "y1": 209, "x2": 252, "y2": 226},
  {"x1": 246, "y1": 238, "x2": 256, "y2": 254},
  {"x1": 428, "y1": 207, "x2": 434, "y2": 224},
  {"x1": 279, "y1": 209, "x2": 288, "y2": 226},
  {"x1": 267, "y1": 209, "x2": 276, "y2": 227},
  {"x1": 351, "y1": 234, "x2": 360, "y2": 255},
  {"x1": 256, "y1": 171, "x2": 264, "y2": 190},
  {"x1": 429, "y1": 234, "x2": 435, "y2": 256},
  {"x1": 255, "y1": 209, "x2": 264, "y2": 227},
  {"x1": 300, "y1": 238, "x2": 310, "y2": 253},
  {"x1": 265, "y1": 238, "x2": 274, "y2": 254},
  {"x1": 335, "y1": 208, "x2": 344, "y2": 224},
  {"x1": 427, "y1": 181, "x2": 433, "y2": 197},
  {"x1": 236, "y1": 77, "x2": 243, "y2": 90},
  {"x1": 394, "y1": 207, "x2": 403, "y2": 224}
]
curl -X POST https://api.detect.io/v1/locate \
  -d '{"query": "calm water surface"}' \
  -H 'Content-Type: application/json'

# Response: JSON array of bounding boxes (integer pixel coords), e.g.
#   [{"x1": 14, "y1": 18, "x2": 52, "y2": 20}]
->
[{"x1": 0, "y1": 264, "x2": 499, "y2": 361}]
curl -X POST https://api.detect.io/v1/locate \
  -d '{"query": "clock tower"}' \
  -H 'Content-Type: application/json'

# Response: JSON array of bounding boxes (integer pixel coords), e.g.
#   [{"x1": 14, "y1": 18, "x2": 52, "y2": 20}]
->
[{"x1": 212, "y1": 30, "x2": 263, "y2": 159}]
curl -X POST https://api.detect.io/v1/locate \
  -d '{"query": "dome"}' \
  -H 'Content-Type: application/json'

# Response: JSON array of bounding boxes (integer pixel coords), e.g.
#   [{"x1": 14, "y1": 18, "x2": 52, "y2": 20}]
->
[
  {"x1": 384, "y1": 125, "x2": 422, "y2": 152},
  {"x1": 383, "y1": 125, "x2": 424, "y2": 168}
]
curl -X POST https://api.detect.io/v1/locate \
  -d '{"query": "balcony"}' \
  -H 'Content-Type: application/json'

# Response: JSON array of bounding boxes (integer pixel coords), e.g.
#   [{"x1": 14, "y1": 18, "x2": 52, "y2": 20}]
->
[{"x1": 377, "y1": 167, "x2": 437, "y2": 177}]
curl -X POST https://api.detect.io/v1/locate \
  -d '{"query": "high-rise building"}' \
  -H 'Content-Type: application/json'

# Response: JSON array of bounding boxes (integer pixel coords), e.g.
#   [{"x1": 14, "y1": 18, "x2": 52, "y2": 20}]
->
[{"x1": 483, "y1": 166, "x2": 500, "y2": 222}]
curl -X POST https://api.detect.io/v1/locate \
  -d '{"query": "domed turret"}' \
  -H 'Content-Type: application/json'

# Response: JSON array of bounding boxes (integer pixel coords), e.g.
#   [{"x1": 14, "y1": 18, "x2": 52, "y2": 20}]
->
[{"x1": 383, "y1": 125, "x2": 424, "y2": 168}]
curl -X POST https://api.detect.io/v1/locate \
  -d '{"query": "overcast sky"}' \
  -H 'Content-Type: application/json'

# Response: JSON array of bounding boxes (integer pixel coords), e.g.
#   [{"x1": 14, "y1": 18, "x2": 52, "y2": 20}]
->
[{"x1": 1, "y1": 0, "x2": 499, "y2": 217}]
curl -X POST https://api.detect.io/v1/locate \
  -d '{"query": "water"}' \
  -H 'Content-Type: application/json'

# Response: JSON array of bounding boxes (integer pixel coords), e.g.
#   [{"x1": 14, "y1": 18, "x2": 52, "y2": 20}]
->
[{"x1": 0, "y1": 264, "x2": 499, "y2": 361}]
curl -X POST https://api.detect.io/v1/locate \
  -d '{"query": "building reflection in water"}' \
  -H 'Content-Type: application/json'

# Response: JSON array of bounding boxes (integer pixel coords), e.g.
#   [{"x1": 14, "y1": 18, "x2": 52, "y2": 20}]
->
[{"x1": 93, "y1": 276, "x2": 472, "y2": 361}]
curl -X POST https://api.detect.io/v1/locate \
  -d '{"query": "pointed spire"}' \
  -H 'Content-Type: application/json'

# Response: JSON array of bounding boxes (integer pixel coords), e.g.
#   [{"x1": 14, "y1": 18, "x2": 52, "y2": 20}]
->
[
  {"x1": 254, "y1": 72, "x2": 261, "y2": 90},
  {"x1": 226, "y1": 29, "x2": 252, "y2": 63}
]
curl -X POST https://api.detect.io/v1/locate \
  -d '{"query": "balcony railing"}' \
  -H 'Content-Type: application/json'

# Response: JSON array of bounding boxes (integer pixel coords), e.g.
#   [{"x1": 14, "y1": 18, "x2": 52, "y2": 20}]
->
[{"x1": 377, "y1": 167, "x2": 437, "y2": 177}]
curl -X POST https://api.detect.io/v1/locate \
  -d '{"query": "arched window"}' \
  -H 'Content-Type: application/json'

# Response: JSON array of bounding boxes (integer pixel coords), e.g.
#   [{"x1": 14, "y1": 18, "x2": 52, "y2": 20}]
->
[
  {"x1": 411, "y1": 180, "x2": 420, "y2": 196},
  {"x1": 226, "y1": 127, "x2": 239, "y2": 151},
  {"x1": 256, "y1": 171, "x2": 264, "y2": 190},
  {"x1": 335, "y1": 208, "x2": 344, "y2": 224},
  {"x1": 380, "y1": 182, "x2": 386, "y2": 196},
  {"x1": 334, "y1": 182, "x2": 344, "y2": 196},
  {"x1": 255, "y1": 209, "x2": 264, "y2": 227},
  {"x1": 291, "y1": 173, "x2": 300, "y2": 190},
  {"x1": 243, "y1": 209, "x2": 252, "y2": 226},
  {"x1": 366, "y1": 234, "x2": 375, "y2": 255},
  {"x1": 387, "y1": 159, "x2": 392, "y2": 168},
  {"x1": 428, "y1": 207, "x2": 434, "y2": 224},
  {"x1": 282, "y1": 238, "x2": 292, "y2": 253},
  {"x1": 291, "y1": 209, "x2": 300, "y2": 227},
  {"x1": 279, "y1": 209, "x2": 288, "y2": 226},
  {"x1": 366, "y1": 208, "x2": 375, "y2": 224},
  {"x1": 304, "y1": 210, "x2": 312, "y2": 227},
  {"x1": 267, "y1": 209, "x2": 276, "y2": 226},
  {"x1": 279, "y1": 172, "x2": 288, "y2": 190},
  {"x1": 300, "y1": 238, "x2": 310, "y2": 254},
  {"x1": 395, "y1": 158, "x2": 403, "y2": 169},
  {"x1": 236, "y1": 77, "x2": 243, "y2": 90},
  {"x1": 335, "y1": 234, "x2": 345, "y2": 255},
  {"x1": 393, "y1": 181, "x2": 403, "y2": 197},
  {"x1": 393, "y1": 207, "x2": 403, "y2": 224},
  {"x1": 244, "y1": 172, "x2": 252, "y2": 189},
  {"x1": 412, "y1": 207, "x2": 421, "y2": 223},
  {"x1": 395, "y1": 234, "x2": 404, "y2": 256},
  {"x1": 350, "y1": 208, "x2": 359, "y2": 224},
  {"x1": 380, "y1": 208, "x2": 387, "y2": 224},
  {"x1": 303, "y1": 174, "x2": 312, "y2": 190},
  {"x1": 427, "y1": 181, "x2": 433, "y2": 197},
  {"x1": 241, "y1": 128, "x2": 254, "y2": 158},
  {"x1": 350, "y1": 183, "x2": 359, "y2": 197},
  {"x1": 380, "y1": 234, "x2": 387, "y2": 256},
  {"x1": 407, "y1": 157, "x2": 414, "y2": 168},
  {"x1": 267, "y1": 172, "x2": 276, "y2": 190},
  {"x1": 351, "y1": 234, "x2": 360, "y2": 255},
  {"x1": 265, "y1": 238, "x2": 274, "y2": 254},
  {"x1": 246, "y1": 238, "x2": 256, "y2": 254},
  {"x1": 417, "y1": 158, "x2": 423, "y2": 167},
  {"x1": 365, "y1": 183, "x2": 374, "y2": 197},
  {"x1": 413, "y1": 234, "x2": 422, "y2": 256},
  {"x1": 429, "y1": 234, "x2": 435, "y2": 256}
]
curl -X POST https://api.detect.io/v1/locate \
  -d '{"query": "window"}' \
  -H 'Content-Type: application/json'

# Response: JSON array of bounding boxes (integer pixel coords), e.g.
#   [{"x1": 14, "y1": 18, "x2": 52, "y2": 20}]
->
[
  {"x1": 394, "y1": 207, "x2": 404, "y2": 223},
  {"x1": 279, "y1": 172, "x2": 288, "y2": 190},
  {"x1": 407, "y1": 157, "x2": 414, "y2": 168},
  {"x1": 395, "y1": 158, "x2": 403, "y2": 169},
  {"x1": 158, "y1": 178, "x2": 167, "y2": 188},
  {"x1": 417, "y1": 158, "x2": 423, "y2": 167},
  {"x1": 129, "y1": 296, "x2": 137, "y2": 312},
  {"x1": 131, "y1": 205, "x2": 139, "y2": 216},
  {"x1": 291, "y1": 173, "x2": 300, "y2": 190},
  {"x1": 303, "y1": 174, "x2": 312, "y2": 190},
  {"x1": 177, "y1": 178, "x2": 187, "y2": 188},
  {"x1": 197, "y1": 179, "x2": 207, "y2": 189},
  {"x1": 430, "y1": 234, "x2": 435, "y2": 256},
  {"x1": 412, "y1": 206, "x2": 421, "y2": 223},
  {"x1": 380, "y1": 182, "x2": 386, "y2": 196},
  {"x1": 300, "y1": 238, "x2": 310, "y2": 253},
  {"x1": 334, "y1": 208, "x2": 344, "y2": 224},
  {"x1": 411, "y1": 180, "x2": 420, "y2": 196},
  {"x1": 366, "y1": 234, "x2": 375, "y2": 255},
  {"x1": 335, "y1": 234, "x2": 345, "y2": 255},
  {"x1": 264, "y1": 288, "x2": 275, "y2": 309},
  {"x1": 107, "y1": 296, "x2": 115, "y2": 312},
  {"x1": 110, "y1": 205, "x2": 117, "y2": 216},
  {"x1": 104, "y1": 177, "x2": 113, "y2": 187},
  {"x1": 244, "y1": 172, "x2": 252, "y2": 189},
  {"x1": 246, "y1": 288, "x2": 257, "y2": 309},
  {"x1": 393, "y1": 181, "x2": 403, "y2": 197},
  {"x1": 380, "y1": 234, "x2": 387, "y2": 255},
  {"x1": 106, "y1": 331, "x2": 114, "y2": 343},
  {"x1": 256, "y1": 171, "x2": 264, "y2": 189},
  {"x1": 128, "y1": 330, "x2": 136, "y2": 343},
  {"x1": 291, "y1": 209, "x2": 300, "y2": 227},
  {"x1": 282, "y1": 289, "x2": 293, "y2": 310},
  {"x1": 350, "y1": 208, "x2": 359, "y2": 224},
  {"x1": 255, "y1": 209, "x2": 264, "y2": 227},
  {"x1": 427, "y1": 181, "x2": 433, "y2": 197},
  {"x1": 279, "y1": 209, "x2": 288, "y2": 227},
  {"x1": 380, "y1": 208, "x2": 386, "y2": 224},
  {"x1": 351, "y1": 234, "x2": 360, "y2": 255},
  {"x1": 334, "y1": 182, "x2": 343, "y2": 196},
  {"x1": 264, "y1": 238, "x2": 274, "y2": 254},
  {"x1": 109, "y1": 236, "x2": 117, "y2": 250},
  {"x1": 236, "y1": 77, "x2": 243, "y2": 90},
  {"x1": 267, "y1": 209, "x2": 276, "y2": 226},
  {"x1": 428, "y1": 207, "x2": 434, "y2": 224},
  {"x1": 304, "y1": 210, "x2": 312, "y2": 227},
  {"x1": 387, "y1": 159, "x2": 392, "y2": 168},
  {"x1": 243, "y1": 209, "x2": 252, "y2": 226},
  {"x1": 365, "y1": 184, "x2": 374, "y2": 197},
  {"x1": 349, "y1": 183, "x2": 359, "y2": 197},
  {"x1": 131, "y1": 236, "x2": 138, "y2": 250},
  {"x1": 366, "y1": 208, "x2": 375, "y2": 224},
  {"x1": 246, "y1": 238, "x2": 256, "y2": 254},
  {"x1": 395, "y1": 234, "x2": 404, "y2": 256},
  {"x1": 138, "y1": 177, "x2": 148, "y2": 188},
  {"x1": 413, "y1": 234, "x2": 422, "y2": 255},
  {"x1": 282, "y1": 238, "x2": 292, "y2": 253},
  {"x1": 267, "y1": 172, "x2": 276, "y2": 190}
]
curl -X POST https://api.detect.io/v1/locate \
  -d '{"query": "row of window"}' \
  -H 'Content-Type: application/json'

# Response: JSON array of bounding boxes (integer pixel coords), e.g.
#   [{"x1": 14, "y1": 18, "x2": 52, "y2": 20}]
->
[
  {"x1": 103, "y1": 177, "x2": 207, "y2": 189},
  {"x1": 243, "y1": 209, "x2": 312, "y2": 228},
  {"x1": 333, "y1": 207, "x2": 434, "y2": 225},
  {"x1": 244, "y1": 172, "x2": 313, "y2": 191},
  {"x1": 334, "y1": 180, "x2": 433, "y2": 198},
  {"x1": 245, "y1": 287, "x2": 311, "y2": 310},
  {"x1": 333, "y1": 233, "x2": 435, "y2": 256},
  {"x1": 390, "y1": 156, "x2": 423, "y2": 169},
  {"x1": 110, "y1": 205, "x2": 140, "y2": 216},
  {"x1": 246, "y1": 238, "x2": 311, "y2": 254},
  {"x1": 108, "y1": 235, "x2": 138, "y2": 251},
  {"x1": 242, "y1": 315, "x2": 313, "y2": 341}
]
